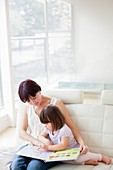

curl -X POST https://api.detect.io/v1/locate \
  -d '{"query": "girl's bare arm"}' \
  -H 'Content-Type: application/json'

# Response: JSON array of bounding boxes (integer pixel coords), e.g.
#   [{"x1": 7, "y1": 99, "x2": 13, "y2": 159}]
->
[
  {"x1": 40, "y1": 137, "x2": 69, "y2": 151},
  {"x1": 39, "y1": 131, "x2": 53, "y2": 145}
]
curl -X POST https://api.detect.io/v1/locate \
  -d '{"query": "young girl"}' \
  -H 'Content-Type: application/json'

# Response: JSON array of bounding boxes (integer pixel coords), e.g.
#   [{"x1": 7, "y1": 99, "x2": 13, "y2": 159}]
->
[{"x1": 39, "y1": 104, "x2": 111, "y2": 165}]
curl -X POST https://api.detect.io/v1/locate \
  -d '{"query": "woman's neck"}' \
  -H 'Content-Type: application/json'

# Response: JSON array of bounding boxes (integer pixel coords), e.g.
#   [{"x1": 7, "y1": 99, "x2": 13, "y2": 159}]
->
[
  {"x1": 41, "y1": 95, "x2": 51, "y2": 105},
  {"x1": 34, "y1": 95, "x2": 51, "y2": 116}
]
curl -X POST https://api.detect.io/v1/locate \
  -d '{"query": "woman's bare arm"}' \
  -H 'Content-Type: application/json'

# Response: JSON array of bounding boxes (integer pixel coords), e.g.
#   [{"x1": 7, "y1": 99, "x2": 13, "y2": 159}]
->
[
  {"x1": 17, "y1": 105, "x2": 40, "y2": 146},
  {"x1": 56, "y1": 99, "x2": 88, "y2": 154}
]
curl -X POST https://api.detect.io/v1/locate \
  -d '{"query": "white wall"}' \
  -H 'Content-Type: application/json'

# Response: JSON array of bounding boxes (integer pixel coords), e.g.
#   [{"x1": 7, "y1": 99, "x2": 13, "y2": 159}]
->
[{"x1": 73, "y1": 0, "x2": 113, "y2": 83}]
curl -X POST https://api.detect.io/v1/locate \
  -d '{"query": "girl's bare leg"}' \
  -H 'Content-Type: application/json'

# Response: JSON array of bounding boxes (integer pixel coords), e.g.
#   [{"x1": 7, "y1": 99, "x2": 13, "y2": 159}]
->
[
  {"x1": 85, "y1": 155, "x2": 111, "y2": 165},
  {"x1": 101, "y1": 155, "x2": 111, "y2": 165},
  {"x1": 65, "y1": 152, "x2": 111, "y2": 165},
  {"x1": 85, "y1": 159, "x2": 98, "y2": 165}
]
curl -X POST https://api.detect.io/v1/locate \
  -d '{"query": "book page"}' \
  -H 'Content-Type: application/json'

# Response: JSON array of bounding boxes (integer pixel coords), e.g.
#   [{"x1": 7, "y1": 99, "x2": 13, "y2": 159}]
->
[
  {"x1": 45, "y1": 148, "x2": 80, "y2": 162},
  {"x1": 16, "y1": 144, "x2": 51, "y2": 161}
]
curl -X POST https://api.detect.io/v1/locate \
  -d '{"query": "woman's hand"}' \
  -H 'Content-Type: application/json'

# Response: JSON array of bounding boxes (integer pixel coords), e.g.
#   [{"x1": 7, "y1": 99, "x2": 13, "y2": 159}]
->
[{"x1": 80, "y1": 144, "x2": 89, "y2": 154}]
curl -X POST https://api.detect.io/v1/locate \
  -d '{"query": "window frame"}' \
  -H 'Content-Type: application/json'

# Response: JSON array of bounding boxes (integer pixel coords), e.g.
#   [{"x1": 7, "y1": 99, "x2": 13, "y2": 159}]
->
[{"x1": 0, "y1": 0, "x2": 16, "y2": 132}]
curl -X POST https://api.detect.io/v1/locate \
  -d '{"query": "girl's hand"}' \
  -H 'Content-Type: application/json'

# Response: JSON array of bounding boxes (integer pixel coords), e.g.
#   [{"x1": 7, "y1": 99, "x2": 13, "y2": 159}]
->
[
  {"x1": 40, "y1": 143, "x2": 49, "y2": 150},
  {"x1": 80, "y1": 144, "x2": 89, "y2": 154}
]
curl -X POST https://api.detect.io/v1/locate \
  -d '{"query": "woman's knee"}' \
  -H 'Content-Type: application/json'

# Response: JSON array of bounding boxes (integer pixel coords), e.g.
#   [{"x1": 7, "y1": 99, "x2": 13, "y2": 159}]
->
[
  {"x1": 27, "y1": 160, "x2": 59, "y2": 170},
  {"x1": 10, "y1": 155, "x2": 29, "y2": 170},
  {"x1": 27, "y1": 159, "x2": 46, "y2": 170}
]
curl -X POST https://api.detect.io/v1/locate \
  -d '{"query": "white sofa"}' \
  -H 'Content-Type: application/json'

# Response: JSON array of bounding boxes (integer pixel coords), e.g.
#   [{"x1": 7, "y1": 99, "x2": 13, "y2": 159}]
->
[
  {"x1": 44, "y1": 89, "x2": 113, "y2": 170},
  {"x1": 1, "y1": 89, "x2": 113, "y2": 170}
]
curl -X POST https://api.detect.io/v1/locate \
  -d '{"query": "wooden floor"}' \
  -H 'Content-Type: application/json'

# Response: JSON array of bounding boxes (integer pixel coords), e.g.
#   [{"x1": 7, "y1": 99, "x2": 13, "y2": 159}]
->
[
  {"x1": 0, "y1": 127, "x2": 16, "y2": 147},
  {"x1": 0, "y1": 93, "x2": 101, "y2": 148}
]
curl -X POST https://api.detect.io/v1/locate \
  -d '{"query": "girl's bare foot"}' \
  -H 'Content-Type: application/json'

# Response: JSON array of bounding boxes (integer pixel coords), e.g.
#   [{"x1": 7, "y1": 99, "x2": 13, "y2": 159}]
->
[
  {"x1": 85, "y1": 159, "x2": 98, "y2": 166},
  {"x1": 101, "y1": 155, "x2": 111, "y2": 165}
]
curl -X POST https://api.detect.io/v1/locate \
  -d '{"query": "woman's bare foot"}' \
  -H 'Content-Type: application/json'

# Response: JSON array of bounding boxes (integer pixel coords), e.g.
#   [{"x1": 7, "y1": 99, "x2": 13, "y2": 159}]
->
[
  {"x1": 101, "y1": 155, "x2": 111, "y2": 165},
  {"x1": 85, "y1": 159, "x2": 98, "y2": 165}
]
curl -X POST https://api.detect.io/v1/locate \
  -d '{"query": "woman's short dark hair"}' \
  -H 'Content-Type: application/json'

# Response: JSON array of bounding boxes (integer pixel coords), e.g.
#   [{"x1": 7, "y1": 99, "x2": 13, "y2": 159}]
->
[
  {"x1": 18, "y1": 79, "x2": 41, "y2": 102},
  {"x1": 40, "y1": 105, "x2": 65, "y2": 131}
]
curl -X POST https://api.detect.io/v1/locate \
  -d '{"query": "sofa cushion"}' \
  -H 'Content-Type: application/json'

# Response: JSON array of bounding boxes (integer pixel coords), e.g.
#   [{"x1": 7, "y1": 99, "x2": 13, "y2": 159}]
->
[
  {"x1": 42, "y1": 88, "x2": 84, "y2": 104},
  {"x1": 0, "y1": 146, "x2": 17, "y2": 170},
  {"x1": 101, "y1": 90, "x2": 113, "y2": 105}
]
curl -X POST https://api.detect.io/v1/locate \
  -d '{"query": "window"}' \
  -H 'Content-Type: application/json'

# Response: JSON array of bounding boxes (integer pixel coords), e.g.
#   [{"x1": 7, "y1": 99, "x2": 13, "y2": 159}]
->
[
  {"x1": 0, "y1": 0, "x2": 73, "y2": 128},
  {"x1": 9, "y1": 0, "x2": 74, "y2": 100},
  {"x1": 0, "y1": 58, "x2": 3, "y2": 108}
]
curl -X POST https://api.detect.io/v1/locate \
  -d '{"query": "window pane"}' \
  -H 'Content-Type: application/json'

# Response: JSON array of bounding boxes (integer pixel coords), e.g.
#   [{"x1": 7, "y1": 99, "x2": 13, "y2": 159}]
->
[
  {"x1": 47, "y1": 0, "x2": 73, "y2": 82},
  {"x1": 48, "y1": 0, "x2": 71, "y2": 31},
  {"x1": 9, "y1": 0, "x2": 47, "y2": 100}
]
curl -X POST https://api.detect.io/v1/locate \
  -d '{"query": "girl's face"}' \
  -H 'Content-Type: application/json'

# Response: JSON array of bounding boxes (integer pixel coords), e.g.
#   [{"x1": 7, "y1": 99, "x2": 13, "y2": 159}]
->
[
  {"x1": 45, "y1": 122, "x2": 53, "y2": 131},
  {"x1": 28, "y1": 92, "x2": 42, "y2": 106}
]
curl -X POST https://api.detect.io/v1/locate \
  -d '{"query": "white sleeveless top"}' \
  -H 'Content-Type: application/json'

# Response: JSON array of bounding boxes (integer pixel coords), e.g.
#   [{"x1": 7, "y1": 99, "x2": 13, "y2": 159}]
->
[{"x1": 27, "y1": 97, "x2": 58, "y2": 138}]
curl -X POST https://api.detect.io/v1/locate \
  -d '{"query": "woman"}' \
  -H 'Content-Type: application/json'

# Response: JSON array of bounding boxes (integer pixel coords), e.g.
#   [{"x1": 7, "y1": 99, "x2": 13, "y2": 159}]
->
[{"x1": 10, "y1": 79, "x2": 88, "y2": 170}]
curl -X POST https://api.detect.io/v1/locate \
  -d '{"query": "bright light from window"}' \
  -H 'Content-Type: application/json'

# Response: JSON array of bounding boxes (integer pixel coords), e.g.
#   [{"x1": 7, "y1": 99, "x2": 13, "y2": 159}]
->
[{"x1": 9, "y1": 0, "x2": 74, "y2": 100}]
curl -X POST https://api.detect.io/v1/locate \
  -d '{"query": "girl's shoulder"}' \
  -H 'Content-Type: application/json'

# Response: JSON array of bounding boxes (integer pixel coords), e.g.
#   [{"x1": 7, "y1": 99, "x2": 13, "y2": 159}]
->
[
  {"x1": 60, "y1": 124, "x2": 70, "y2": 133},
  {"x1": 59, "y1": 124, "x2": 72, "y2": 137}
]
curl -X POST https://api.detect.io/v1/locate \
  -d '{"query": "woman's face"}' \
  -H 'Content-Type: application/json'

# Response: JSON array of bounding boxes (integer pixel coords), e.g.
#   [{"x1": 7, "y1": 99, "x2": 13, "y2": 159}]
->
[{"x1": 28, "y1": 92, "x2": 42, "y2": 106}]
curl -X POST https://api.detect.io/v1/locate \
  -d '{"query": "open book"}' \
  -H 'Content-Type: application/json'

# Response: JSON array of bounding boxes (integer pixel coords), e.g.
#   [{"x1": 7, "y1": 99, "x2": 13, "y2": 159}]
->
[{"x1": 16, "y1": 144, "x2": 80, "y2": 162}]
